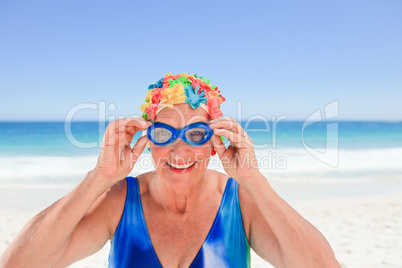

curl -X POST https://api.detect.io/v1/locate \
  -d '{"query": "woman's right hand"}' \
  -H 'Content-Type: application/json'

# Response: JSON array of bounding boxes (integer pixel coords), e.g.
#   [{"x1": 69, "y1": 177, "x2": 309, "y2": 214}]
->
[{"x1": 94, "y1": 117, "x2": 151, "y2": 187}]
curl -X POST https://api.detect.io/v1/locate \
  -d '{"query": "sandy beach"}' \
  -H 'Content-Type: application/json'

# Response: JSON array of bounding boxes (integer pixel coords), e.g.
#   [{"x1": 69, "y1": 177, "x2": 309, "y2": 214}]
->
[{"x1": 1, "y1": 181, "x2": 402, "y2": 268}]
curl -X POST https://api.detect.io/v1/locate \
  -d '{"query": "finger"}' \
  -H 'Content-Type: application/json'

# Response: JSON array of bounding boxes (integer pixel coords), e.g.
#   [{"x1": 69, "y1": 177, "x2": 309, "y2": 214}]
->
[
  {"x1": 213, "y1": 129, "x2": 250, "y2": 149},
  {"x1": 107, "y1": 118, "x2": 150, "y2": 146},
  {"x1": 125, "y1": 117, "x2": 151, "y2": 133},
  {"x1": 212, "y1": 134, "x2": 226, "y2": 158},
  {"x1": 102, "y1": 119, "x2": 127, "y2": 147},
  {"x1": 210, "y1": 118, "x2": 247, "y2": 137},
  {"x1": 111, "y1": 117, "x2": 150, "y2": 136},
  {"x1": 131, "y1": 136, "x2": 148, "y2": 162},
  {"x1": 125, "y1": 118, "x2": 151, "y2": 143},
  {"x1": 102, "y1": 117, "x2": 151, "y2": 147}
]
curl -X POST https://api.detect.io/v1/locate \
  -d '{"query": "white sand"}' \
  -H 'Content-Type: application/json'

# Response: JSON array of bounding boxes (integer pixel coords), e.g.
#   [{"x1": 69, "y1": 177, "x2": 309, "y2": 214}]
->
[
  {"x1": 290, "y1": 194, "x2": 402, "y2": 268},
  {"x1": 1, "y1": 188, "x2": 402, "y2": 267}
]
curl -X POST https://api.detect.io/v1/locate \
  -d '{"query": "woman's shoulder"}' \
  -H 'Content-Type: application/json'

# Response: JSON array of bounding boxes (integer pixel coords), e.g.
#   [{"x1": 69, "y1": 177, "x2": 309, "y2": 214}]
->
[
  {"x1": 135, "y1": 171, "x2": 156, "y2": 194},
  {"x1": 135, "y1": 171, "x2": 156, "y2": 181},
  {"x1": 205, "y1": 169, "x2": 230, "y2": 194}
]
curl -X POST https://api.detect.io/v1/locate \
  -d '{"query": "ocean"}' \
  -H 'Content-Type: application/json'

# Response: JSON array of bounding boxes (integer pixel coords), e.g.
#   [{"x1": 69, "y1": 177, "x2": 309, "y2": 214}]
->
[{"x1": 1, "y1": 121, "x2": 402, "y2": 186}]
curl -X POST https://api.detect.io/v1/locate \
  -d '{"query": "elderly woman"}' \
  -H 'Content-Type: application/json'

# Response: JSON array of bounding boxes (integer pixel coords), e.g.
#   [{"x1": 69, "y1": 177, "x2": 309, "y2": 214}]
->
[{"x1": 1, "y1": 73, "x2": 339, "y2": 268}]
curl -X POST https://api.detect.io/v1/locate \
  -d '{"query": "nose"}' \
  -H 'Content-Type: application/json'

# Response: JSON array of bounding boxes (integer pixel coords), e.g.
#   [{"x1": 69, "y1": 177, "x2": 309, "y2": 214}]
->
[{"x1": 170, "y1": 137, "x2": 192, "y2": 155}]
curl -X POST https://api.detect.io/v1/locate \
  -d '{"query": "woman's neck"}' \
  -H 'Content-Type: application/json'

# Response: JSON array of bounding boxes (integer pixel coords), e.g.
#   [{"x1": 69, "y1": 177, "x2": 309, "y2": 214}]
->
[{"x1": 149, "y1": 173, "x2": 208, "y2": 215}]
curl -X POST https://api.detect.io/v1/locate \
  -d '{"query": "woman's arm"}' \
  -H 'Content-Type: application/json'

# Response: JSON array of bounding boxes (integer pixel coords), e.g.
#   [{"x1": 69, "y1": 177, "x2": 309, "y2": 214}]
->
[
  {"x1": 210, "y1": 118, "x2": 340, "y2": 268},
  {"x1": 1, "y1": 118, "x2": 150, "y2": 267},
  {"x1": 1, "y1": 170, "x2": 113, "y2": 267},
  {"x1": 238, "y1": 173, "x2": 339, "y2": 267}
]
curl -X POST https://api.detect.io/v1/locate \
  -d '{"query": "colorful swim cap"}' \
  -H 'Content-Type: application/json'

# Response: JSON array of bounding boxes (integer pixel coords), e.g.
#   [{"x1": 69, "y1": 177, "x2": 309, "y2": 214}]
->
[{"x1": 140, "y1": 73, "x2": 226, "y2": 121}]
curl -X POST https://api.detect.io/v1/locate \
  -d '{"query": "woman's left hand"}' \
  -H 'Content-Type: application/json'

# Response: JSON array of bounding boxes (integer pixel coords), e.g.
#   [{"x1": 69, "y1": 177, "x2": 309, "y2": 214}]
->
[{"x1": 210, "y1": 117, "x2": 261, "y2": 187}]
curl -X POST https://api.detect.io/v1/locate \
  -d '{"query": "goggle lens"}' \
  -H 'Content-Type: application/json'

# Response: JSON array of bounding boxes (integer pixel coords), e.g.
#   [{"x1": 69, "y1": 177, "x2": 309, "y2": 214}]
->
[
  {"x1": 185, "y1": 128, "x2": 207, "y2": 143},
  {"x1": 151, "y1": 128, "x2": 173, "y2": 144}
]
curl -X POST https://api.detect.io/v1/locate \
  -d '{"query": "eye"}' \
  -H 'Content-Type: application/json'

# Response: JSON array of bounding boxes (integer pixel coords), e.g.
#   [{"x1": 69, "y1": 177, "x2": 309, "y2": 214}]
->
[
  {"x1": 158, "y1": 130, "x2": 169, "y2": 135},
  {"x1": 156, "y1": 130, "x2": 170, "y2": 137},
  {"x1": 190, "y1": 131, "x2": 203, "y2": 136},
  {"x1": 153, "y1": 128, "x2": 172, "y2": 142},
  {"x1": 186, "y1": 129, "x2": 206, "y2": 142}
]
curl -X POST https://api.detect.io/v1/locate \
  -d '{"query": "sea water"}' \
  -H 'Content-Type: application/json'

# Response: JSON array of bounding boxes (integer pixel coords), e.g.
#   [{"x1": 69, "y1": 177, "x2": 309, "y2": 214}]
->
[{"x1": 1, "y1": 121, "x2": 402, "y2": 187}]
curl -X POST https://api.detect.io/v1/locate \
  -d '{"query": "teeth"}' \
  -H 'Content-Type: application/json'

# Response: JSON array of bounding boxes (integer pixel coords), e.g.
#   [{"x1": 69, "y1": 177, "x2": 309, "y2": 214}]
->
[{"x1": 168, "y1": 161, "x2": 195, "y2": 169}]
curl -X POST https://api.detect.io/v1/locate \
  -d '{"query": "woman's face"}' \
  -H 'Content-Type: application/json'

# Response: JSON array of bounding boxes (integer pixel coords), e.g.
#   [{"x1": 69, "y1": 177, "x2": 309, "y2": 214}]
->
[{"x1": 150, "y1": 104, "x2": 213, "y2": 182}]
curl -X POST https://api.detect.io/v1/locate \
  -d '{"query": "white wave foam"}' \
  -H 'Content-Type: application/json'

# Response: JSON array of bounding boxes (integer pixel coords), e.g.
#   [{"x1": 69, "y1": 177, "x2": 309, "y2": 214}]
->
[
  {"x1": 1, "y1": 147, "x2": 401, "y2": 184},
  {"x1": 253, "y1": 147, "x2": 402, "y2": 182},
  {"x1": 0, "y1": 155, "x2": 98, "y2": 182}
]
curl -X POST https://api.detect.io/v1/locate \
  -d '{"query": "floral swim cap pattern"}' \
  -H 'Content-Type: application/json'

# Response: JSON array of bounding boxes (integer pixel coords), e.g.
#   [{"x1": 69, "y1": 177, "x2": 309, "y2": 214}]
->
[{"x1": 140, "y1": 73, "x2": 226, "y2": 121}]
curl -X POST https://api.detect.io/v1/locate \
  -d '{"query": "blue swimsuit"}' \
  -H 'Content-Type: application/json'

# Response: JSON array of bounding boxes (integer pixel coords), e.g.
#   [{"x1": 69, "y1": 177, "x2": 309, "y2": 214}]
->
[{"x1": 108, "y1": 177, "x2": 250, "y2": 267}]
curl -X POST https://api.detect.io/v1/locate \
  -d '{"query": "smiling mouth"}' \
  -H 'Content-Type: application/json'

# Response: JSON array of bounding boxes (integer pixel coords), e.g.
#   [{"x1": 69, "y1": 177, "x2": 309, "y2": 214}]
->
[{"x1": 167, "y1": 161, "x2": 196, "y2": 169}]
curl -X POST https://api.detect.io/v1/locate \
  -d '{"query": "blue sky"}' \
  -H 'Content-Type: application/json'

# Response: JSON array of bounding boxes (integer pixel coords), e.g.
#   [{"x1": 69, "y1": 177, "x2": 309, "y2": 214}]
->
[{"x1": 1, "y1": 0, "x2": 401, "y2": 121}]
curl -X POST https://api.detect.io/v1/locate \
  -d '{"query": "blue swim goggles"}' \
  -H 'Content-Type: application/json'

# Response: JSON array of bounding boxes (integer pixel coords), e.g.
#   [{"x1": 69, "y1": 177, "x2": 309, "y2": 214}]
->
[{"x1": 147, "y1": 122, "x2": 213, "y2": 146}]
